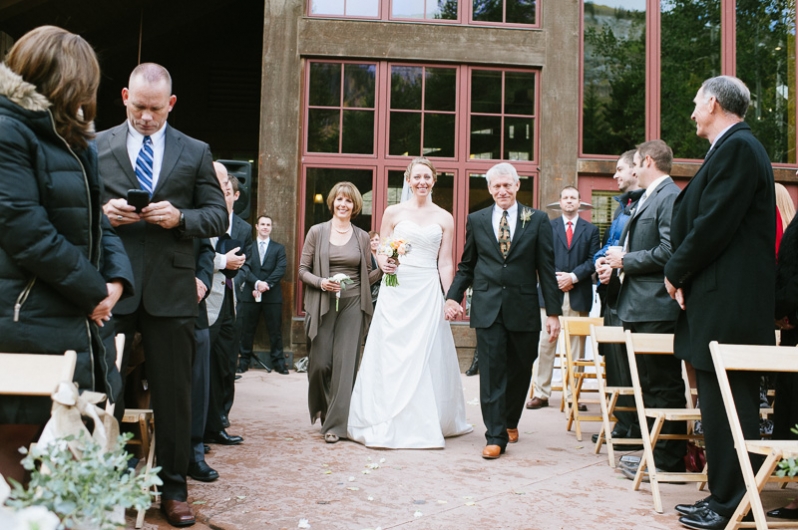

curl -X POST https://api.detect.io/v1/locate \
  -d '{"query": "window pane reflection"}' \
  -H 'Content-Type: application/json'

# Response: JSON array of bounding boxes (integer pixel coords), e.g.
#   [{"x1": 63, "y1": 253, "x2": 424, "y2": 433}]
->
[
  {"x1": 344, "y1": 64, "x2": 376, "y2": 108},
  {"x1": 661, "y1": 0, "x2": 721, "y2": 159},
  {"x1": 424, "y1": 113, "x2": 456, "y2": 158},
  {"x1": 342, "y1": 110, "x2": 375, "y2": 154},
  {"x1": 471, "y1": 70, "x2": 502, "y2": 114},
  {"x1": 737, "y1": 0, "x2": 796, "y2": 164},
  {"x1": 392, "y1": 0, "x2": 459, "y2": 19},
  {"x1": 470, "y1": 115, "x2": 501, "y2": 159},
  {"x1": 307, "y1": 109, "x2": 340, "y2": 152},
  {"x1": 472, "y1": 0, "x2": 502, "y2": 22},
  {"x1": 506, "y1": 0, "x2": 536, "y2": 24},
  {"x1": 391, "y1": 66, "x2": 423, "y2": 110},
  {"x1": 425, "y1": 68, "x2": 457, "y2": 111},
  {"x1": 305, "y1": 168, "x2": 374, "y2": 234},
  {"x1": 582, "y1": 0, "x2": 646, "y2": 155},
  {"x1": 389, "y1": 112, "x2": 422, "y2": 156},
  {"x1": 504, "y1": 117, "x2": 533, "y2": 160},
  {"x1": 310, "y1": 0, "x2": 379, "y2": 16},
  {"x1": 504, "y1": 71, "x2": 535, "y2": 115},
  {"x1": 309, "y1": 63, "x2": 341, "y2": 107}
]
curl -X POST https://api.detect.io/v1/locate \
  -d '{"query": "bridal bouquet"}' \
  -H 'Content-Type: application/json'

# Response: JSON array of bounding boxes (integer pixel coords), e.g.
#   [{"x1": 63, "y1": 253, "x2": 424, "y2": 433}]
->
[
  {"x1": 378, "y1": 237, "x2": 411, "y2": 287},
  {"x1": 328, "y1": 273, "x2": 353, "y2": 311}
]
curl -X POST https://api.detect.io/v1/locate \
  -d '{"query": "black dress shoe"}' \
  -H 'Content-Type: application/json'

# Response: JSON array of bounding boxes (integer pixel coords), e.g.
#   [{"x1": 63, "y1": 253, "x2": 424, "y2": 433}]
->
[
  {"x1": 236, "y1": 364, "x2": 248, "y2": 374},
  {"x1": 678, "y1": 506, "x2": 729, "y2": 530},
  {"x1": 675, "y1": 498, "x2": 710, "y2": 516},
  {"x1": 768, "y1": 507, "x2": 798, "y2": 519},
  {"x1": 188, "y1": 460, "x2": 219, "y2": 482},
  {"x1": 277, "y1": 367, "x2": 289, "y2": 375},
  {"x1": 221, "y1": 414, "x2": 230, "y2": 429},
  {"x1": 234, "y1": 374, "x2": 242, "y2": 380},
  {"x1": 204, "y1": 430, "x2": 243, "y2": 445},
  {"x1": 465, "y1": 351, "x2": 479, "y2": 376},
  {"x1": 203, "y1": 444, "x2": 211, "y2": 454}
]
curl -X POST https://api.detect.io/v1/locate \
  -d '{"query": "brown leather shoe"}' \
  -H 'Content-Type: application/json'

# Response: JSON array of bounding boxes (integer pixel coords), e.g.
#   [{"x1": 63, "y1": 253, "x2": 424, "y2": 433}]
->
[
  {"x1": 482, "y1": 444, "x2": 504, "y2": 459},
  {"x1": 507, "y1": 428, "x2": 519, "y2": 443},
  {"x1": 161, "y1": 499, "x2": 196, "y2": 527},
  {"x1": 526, "y1": 397, "x2": 549, "y2": 409}
]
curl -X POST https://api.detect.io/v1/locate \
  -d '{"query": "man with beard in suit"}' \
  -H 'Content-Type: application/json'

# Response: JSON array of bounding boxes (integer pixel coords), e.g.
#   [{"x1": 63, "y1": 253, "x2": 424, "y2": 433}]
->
[
  {"x1": 605, "y1": 140, "x2": 685, "y2": 478},
  {"x1": 237, "y1": 215, "x2": 288, "y2": 374},
  {"x1": 527, "y1": 186, "x2": 599, "y2": 410},
  {"x1": 445, "y1": 162, "x2": 561, "y2": 459},
  {"x1": 664, "y1": 76, "x2": 775, "y2": 530},
  {"x1": 99, "y1": 63, "x2": 228, "y2": 526},
  {"x1": 204, "y1": 162, "x2": 251, "y2": 446}
]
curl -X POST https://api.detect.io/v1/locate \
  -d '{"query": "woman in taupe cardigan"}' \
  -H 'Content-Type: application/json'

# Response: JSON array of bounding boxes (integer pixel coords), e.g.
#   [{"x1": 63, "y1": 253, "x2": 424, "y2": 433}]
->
[{"x1": 299, "y1": 182, "x2": 382, "y2": 443}]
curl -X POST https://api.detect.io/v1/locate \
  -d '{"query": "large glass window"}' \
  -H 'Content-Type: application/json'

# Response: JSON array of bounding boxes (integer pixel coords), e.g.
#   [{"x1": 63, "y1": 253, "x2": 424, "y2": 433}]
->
[
  {"x1": 391, "y1": 0, "x2": 459, "y2": 20},
  {"x1": 737, "y1": 0, "x2": 797, "y2": 164},
  {"x1": 660, "y1": 0, "x2": 721, "y2": 159},
  {"x1": 310, "y1": 0, "x2": 379, "y2": 17},
  {"x1": 304, "y1": 168, "x2": 374, "y2": 234},
  {"x1": 582, "y1": 0, "x2": 646, "y2": 156},
  {"x1": 307, "y1": 62, "x2": 376, "y2": 155},
  {"x1": 470, "y1": 69, "x2": 536, "y2": 161},
  {"x1": 389, "y1": 66, "x2": 457, "y2": 158},
  {"x1": 471, "y1": 0, "x2": 537, "y2": 25},
  {"x1": 310, "y1": 0, "x2": 538, "y2": 25}
]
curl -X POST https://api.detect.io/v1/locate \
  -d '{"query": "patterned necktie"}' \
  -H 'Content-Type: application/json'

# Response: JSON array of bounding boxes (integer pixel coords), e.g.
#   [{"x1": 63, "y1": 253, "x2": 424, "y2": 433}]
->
[
  {"x1": 259, "y1": 241, "x2": 266, "y2": 264},
  {"x1": 135, "y1": 135, "x2": 154, "y2": 195},
  {"x1": 566, "y1": 221, "x2": 573, "y2": 248},
  {"x1": 499, "y1": 210, "x2": 511, "y2": 258}
]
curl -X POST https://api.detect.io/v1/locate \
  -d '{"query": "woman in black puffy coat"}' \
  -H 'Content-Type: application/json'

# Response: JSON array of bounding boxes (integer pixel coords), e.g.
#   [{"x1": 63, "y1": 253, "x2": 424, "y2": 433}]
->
[{"x1": 0, "y1": 26, "x2": 134, "y2": 482}]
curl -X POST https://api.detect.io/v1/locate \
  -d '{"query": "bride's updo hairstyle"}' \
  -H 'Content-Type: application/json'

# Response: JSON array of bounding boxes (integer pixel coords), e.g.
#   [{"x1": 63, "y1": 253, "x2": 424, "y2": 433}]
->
[
  {"x1": 404, "y1": 157, "x2": 437, "y2": 182},
  {"x1": 326, "y1": 181, "x2": 364, "y2": 218}
]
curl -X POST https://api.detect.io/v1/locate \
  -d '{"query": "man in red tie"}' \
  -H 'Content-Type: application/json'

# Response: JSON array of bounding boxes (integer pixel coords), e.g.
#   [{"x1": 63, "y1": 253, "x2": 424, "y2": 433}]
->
[{"x1": 527, "y1": 186, "x2": 599, "y2": 410}]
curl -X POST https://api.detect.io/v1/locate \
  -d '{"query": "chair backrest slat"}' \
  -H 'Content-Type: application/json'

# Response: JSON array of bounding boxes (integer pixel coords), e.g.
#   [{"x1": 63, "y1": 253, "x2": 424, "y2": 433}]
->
[{"x1": 0, "y1": 351, "x2": 77, "y2": 396}]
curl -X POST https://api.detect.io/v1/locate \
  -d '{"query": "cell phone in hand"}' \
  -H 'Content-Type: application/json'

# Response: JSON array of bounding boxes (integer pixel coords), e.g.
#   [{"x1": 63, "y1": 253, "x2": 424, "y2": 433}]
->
[{"x1": 127, "y1": 189, "x2": 150, "y2": 213}]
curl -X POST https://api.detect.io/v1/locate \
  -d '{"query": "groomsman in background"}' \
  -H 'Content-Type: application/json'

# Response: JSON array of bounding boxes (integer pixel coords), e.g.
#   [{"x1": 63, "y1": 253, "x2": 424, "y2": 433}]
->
[
  {"x1": 237, "y1": 215, "x2": 288, "y2": 374},
  {"x1": 527, "y1": 186, "x2": 599, "y2": 410}
]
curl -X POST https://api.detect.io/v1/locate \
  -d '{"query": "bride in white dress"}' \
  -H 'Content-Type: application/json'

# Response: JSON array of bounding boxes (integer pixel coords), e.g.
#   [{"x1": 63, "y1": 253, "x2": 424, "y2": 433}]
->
[{"x1": 347, "y1": 158, "x2": 473, "y2": 448}]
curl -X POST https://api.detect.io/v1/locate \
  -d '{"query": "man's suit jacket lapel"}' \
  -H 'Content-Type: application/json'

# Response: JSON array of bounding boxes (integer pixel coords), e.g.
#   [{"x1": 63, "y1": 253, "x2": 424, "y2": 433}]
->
[
  {"x1": 109, "y1": 124, "x2": 139, "y2": 190},
  {"x1": 479, "y1": 207, "x2": 505, "y2": 261},
  {"x1": 504, "y1": 203, "x2": 532, "y2": 259},
  {"x1": 568, "y1": 218, "x2": 587, "y2": 253},
  {"x1": 153, "y1": 124, "x2": 185, "y2": 197}
]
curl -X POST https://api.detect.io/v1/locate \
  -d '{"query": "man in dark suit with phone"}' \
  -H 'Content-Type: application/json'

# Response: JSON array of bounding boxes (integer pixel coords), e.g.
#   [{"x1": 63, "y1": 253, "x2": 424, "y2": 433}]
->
[
  {"x1": 237, "y1": 215, "x2": 288, "y2": 374},
  {"x1": 663, "y1": 76, "x2": 775, "y2": 530},
  {"x1": 445, "y1": 162, "x2": 562, "y2": 460},
  {"x1": 99, "y1": 63, "x2": 227, "y2": 526},
  {"x1": 204, "y1": 163, "x2": 252, "y2": 446},
  {"x1": 527, "y1": 186, "x2": 599, "y2": 410}
]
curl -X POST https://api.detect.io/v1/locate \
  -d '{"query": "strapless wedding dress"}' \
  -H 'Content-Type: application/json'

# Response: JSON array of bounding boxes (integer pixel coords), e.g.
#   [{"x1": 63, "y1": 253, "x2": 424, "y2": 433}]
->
[{"x1": 347, "y1": 220, "x2": 473, "y2": 448}]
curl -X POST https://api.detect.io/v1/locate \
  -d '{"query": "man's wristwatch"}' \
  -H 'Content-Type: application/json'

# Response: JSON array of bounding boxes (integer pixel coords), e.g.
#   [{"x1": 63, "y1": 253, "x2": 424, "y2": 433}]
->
[{"x1": 178, "y1": 211, "x2": 186, "y2": 228}]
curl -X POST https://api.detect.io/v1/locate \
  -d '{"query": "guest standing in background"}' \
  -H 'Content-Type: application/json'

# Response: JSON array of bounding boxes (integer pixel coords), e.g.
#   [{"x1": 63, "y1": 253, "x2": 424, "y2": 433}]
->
[{"x1": 299, "y1": 182, "x2": 380, "y2": 444}]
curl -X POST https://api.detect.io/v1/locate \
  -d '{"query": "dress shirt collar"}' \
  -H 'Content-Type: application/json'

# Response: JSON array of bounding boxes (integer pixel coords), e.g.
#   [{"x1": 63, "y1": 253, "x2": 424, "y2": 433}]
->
[
  {"x1": 709, "y1": 122, "x2": 736, "y2": 152},
  {"x1": 643, "y1": 175, "x2": 670, "y2": 201},
  {"x1": 493, "y1": 201, "x2": 518, "y2": 219},
  {"x1": 561, "y1": 215, "x2": 578, "y2": 230},
  {"x1": 127, "y1": 121, "x2": 167, "y2": 145}
]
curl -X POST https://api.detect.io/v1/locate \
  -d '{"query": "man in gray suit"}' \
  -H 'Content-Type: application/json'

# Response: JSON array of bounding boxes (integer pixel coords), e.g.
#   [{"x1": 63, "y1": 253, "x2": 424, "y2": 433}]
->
[
  {"x1": 605, "y1": 139, "x2": 686, "y2": 476},
  {"x1": 99, "y1": 63, "x2": 228, "y2": 526}
]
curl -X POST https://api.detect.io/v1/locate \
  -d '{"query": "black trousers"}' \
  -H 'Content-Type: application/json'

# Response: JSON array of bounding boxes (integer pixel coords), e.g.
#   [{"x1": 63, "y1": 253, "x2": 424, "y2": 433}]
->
[
  {"x1": 206, "y1": 288, "x2": 236, "y2": 434},
  {"x1": 190, "y1": 327, "x2": 210, "y2": 463},
  {"x1": 114, "y1": 308, "x2": 194, "y2": 501},
  {"x1": 476, "y1": 309, "x2": 538, "y2": 448},
  {"x1": 696, "y1": 368, "x2": 762, "y2": 517},
  {"x1": 623, "y1": 320, "x2": 686, "y2": 471},
  {"x1": 601, "y1": 306, "x2": 636, "y2": 431},
  {"x1": 238, "y1": 301, "x2": 285, "y2": 370}
]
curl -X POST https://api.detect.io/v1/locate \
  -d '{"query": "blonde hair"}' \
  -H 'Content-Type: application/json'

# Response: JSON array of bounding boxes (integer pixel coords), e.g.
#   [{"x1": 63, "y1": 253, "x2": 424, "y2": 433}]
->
[
  {"x1": 775, "y1": 183, "x2": 795, "y2": 229},
  {"x1": 326, "y1": 181, "x2": 363, "y2": 218},
  {"x1": 404, "y1": 157, "x2": 437, "y2": 182}
]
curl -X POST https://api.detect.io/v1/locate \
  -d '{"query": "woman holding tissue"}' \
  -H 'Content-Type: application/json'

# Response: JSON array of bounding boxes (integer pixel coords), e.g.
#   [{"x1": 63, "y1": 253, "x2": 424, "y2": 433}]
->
[{"x1": 299, "y1": 182, "x2": 381, "y2": 443}]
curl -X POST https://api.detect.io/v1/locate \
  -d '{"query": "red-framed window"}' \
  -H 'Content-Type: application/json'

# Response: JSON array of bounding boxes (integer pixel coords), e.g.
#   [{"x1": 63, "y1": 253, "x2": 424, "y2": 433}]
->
[
  {"x1": 298, "y1": 60, "x2": 541, "y2": 315},
  {"x1": 580, "y1": 0, "x2": 797, "y2": 166},
  {"x1": 307, "y1": 0, "x2": 540, "y2": 27}
]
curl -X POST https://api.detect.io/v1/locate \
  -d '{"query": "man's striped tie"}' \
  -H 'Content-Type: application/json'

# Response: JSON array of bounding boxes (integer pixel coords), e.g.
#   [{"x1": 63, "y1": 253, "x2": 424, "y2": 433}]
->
[{"x1": 135, "y1": 135, "x2": 154, "y2": 195}]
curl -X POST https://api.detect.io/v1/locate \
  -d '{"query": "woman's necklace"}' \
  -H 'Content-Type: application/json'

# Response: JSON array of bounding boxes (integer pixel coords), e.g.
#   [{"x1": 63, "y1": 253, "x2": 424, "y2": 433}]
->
[{"x1": 332, "y1": 224, "x2": 351, "y2": 234}]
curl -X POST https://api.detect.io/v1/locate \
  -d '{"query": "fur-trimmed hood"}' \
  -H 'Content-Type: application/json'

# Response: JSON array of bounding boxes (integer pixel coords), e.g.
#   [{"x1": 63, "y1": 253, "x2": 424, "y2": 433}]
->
[{"x1": 0, "y1": 62, "x2": 50, "y2": 113}]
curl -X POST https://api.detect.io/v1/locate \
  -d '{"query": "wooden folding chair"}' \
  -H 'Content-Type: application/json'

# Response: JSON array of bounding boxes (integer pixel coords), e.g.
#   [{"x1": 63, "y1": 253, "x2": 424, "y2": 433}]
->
[
  {"x1": 562, "y1": 316, "x2": 605, "y2": 441},
  {"x1": 591, "y1": 325, "x2": 643, "y2": 466},
  {"x1": 625, "y1": 331, "x2": 706, "y2": 513},
  {"x1": 710, "y1": 341, "x2": 798, "y2": 530},
  {"x1": 0, "y1": 350, "x2": 77, "y2": 397},
  {"x1": 529, "y1": 323, "x2": 567, "y2": 412}
]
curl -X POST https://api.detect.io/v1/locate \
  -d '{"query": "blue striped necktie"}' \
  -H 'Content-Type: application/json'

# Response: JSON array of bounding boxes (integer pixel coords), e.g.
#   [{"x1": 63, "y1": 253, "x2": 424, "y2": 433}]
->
[{"x1": 135, "y1": 135, "x2": 154, "y2": 195}]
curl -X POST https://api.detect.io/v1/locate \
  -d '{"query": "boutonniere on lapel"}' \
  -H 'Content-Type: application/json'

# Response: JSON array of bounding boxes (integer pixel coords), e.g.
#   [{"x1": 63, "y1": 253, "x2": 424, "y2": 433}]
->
[{"x1": 520, "y1": 207, "x2": 533, "y2": 228}]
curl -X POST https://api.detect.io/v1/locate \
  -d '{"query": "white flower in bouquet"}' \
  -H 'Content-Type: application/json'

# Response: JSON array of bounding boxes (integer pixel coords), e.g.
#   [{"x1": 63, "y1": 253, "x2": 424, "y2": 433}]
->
[{"x1": 328, "y1": 273, "x2": 354, "y2": 310}]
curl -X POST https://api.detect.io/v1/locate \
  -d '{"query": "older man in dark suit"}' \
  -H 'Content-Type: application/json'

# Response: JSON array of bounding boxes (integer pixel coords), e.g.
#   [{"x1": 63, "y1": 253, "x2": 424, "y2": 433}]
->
[
  {"x1": 663, "y1": 76, "x2": 775, "y2": 530},
  {"x1": 445, "y1": 162, "x2": 562, "y2": 459},
  {"x1": 527, "y1": 186, "x2": 599, "y2": 410},
  {"x1": 99, "y1": 63, "x2": 228, "y2": 526},
  {"x1": 237, "y1": 215, "x2": 288, "y2": 374},
  {"x1": 605, "y1": 140, "x2": 685, "y2": 477}
]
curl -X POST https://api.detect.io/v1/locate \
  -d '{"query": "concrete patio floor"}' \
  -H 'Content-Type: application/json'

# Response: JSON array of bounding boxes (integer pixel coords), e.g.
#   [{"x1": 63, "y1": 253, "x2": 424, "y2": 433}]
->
[{"x1": 128, "y1": 369, "x2": 798, "y2": 530}]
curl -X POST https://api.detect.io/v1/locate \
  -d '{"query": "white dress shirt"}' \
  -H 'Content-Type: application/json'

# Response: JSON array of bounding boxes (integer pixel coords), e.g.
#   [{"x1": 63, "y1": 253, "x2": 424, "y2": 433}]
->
[
  {"x1": 126, "y1": 122, "x2": 167, "y2": 191},
  {"x1": 492, "y1": 201, "x2": 518, "y2": 241}
]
